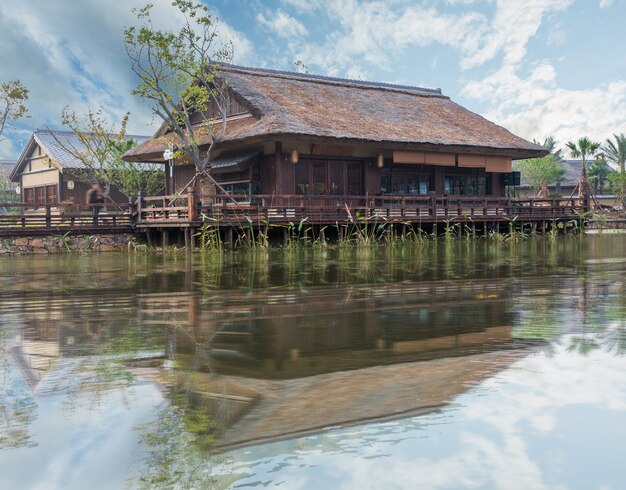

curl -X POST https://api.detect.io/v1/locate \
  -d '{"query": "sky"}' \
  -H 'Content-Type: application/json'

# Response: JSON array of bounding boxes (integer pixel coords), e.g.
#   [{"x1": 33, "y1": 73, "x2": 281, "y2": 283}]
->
[{"x1": 1, "y1": 0, "x2": 626, "y2": 159}]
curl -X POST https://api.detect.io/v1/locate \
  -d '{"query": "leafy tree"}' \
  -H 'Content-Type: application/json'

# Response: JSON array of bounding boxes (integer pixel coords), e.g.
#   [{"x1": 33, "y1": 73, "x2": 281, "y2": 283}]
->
[
  {"x1": 107, "y1": 139, "x2": 164, "y2": 199},
  {"x1": 602, "y1": 133, "x2": 626, "y2": 210},
  {"x1": 0, "y1": 80, "x2": 29, "y2": 143},
  {"x1": 49, "y1": 107, "x2": 162, "y2": 200},
  {"x1": 124, "y1": 0, "x2": 234, "y2": 193},
  {"x1": 514, "y1": 154, "x2": 565, "y2": 197},
  {"x1": 566, "y1": 137, "x2": 601, "y2": 207}
]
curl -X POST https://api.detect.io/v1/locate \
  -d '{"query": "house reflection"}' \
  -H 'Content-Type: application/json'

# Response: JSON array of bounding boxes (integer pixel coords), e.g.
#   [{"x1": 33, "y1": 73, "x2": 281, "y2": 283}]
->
[
  {"x1": 139, "y1": 280, "x2": 521, "y2": 379},
  {"x1": 5, "y1": 271, "x2": 536, "y2": 449}
]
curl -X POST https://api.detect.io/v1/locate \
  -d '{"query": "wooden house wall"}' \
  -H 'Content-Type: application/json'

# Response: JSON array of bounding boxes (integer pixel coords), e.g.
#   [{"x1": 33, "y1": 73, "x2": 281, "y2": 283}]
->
[{"x1": 170, "y1": 141, "x2": 512, "y2": 198}]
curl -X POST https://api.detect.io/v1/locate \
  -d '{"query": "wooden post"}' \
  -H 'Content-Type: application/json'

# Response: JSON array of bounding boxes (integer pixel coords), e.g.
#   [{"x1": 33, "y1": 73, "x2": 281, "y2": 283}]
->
[
  {"x1": 190, "y1": 228, "x2": 196, "y2": 251},
  {"x1": 187, "y1": 186, "x2": 198, "y2": 223},
  {"x1": 184, "y1": 227, "x2": 190, "y2": 251},
  {"x1": 136, "y1": 191, "x2": 144, "y2": 224},
  {"x1": 146, "y1": 229, "x2": 153, "y2": 247},
  {"x1": 45, "y1": 205, "x2": 51, "y2": 228},
  {"x1": 226, "y1": 227, "x2": 234, "y2": 248},
  {"x1": 162, "y1": 229, "x2": 169, "y2": 248}
]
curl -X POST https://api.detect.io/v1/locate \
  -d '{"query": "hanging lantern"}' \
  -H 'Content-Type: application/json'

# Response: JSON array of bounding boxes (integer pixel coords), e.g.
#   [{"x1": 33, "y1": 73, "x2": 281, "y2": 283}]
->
[
  {"x1": 377, "y1": 153, "x2": 384, "y2": 168},
  {"x1": 290, "y1": 149, "x2": 299, "y2": 164}
]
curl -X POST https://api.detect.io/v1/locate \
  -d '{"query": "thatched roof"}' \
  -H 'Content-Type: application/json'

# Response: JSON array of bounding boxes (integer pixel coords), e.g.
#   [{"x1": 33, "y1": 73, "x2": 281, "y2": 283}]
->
[{"x1": 124, "y1": 65, "x2": 545, "y2": 162}]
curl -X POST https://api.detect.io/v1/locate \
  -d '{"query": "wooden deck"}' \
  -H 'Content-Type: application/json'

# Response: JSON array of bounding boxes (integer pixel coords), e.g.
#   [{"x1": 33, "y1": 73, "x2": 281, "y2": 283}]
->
[
  {"x1": 0, "y1": 193, "x2": 585, "y2": 237},
  {"x1": 135, "y1": 193, "x2": 585, "y2": 228}
]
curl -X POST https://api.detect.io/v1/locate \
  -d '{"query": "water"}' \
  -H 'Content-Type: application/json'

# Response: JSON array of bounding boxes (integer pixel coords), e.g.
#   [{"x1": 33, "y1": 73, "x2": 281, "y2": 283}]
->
[{"x1": 2, "y1": 237, "x2": 626, "y2": 489}]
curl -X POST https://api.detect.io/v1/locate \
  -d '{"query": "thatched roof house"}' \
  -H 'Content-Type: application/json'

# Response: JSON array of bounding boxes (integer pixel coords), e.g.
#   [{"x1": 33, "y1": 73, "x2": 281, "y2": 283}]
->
[{"x1": 124, "y1": 65, "x2": 545, "y2": 198}]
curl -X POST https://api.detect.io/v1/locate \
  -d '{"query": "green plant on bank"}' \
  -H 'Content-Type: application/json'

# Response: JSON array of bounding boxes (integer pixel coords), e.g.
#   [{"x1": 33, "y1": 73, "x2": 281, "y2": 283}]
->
[
  {"x1": 196, "y1": 215, "x2": 223, "y2": 252},
  {"x1": 443, "y1": 219, "x2": 459, "y2": 240}
]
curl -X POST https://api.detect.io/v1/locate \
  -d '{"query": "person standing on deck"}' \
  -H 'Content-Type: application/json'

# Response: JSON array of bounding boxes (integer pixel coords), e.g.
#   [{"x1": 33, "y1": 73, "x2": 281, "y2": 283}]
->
[{"x1": 86, "y1": 183, "x2": 105, "y2": 225}]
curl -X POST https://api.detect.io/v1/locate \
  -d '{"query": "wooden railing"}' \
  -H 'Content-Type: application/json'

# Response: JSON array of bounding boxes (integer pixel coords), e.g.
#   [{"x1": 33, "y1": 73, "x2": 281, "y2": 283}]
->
[
  {"x1": 0, "y1": 193, "x2": 585, "y2": 235},
  {"x1": 134, "y1": 191, "x2": 585, "y2": 227},
  {"x1": 0, "y1": 202, "x2": 133, "y2": 236}
]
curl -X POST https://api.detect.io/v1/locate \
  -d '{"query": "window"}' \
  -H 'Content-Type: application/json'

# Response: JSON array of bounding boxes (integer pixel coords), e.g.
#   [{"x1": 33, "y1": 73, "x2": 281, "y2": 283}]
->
[
  {"x1": 295, "y1": 159, "x2": 364, "y2": 196},
  {"x1": 444, "y1": 176, "x2": 486, "y2": 196},
  {"x1": 27, "y1": 185, "x2": 58, "y2": 206},
  {"x1": 24, "y1": 187, "x2": 35, "y2": 205},
  {"x1": 381, "y1": 169, "x2": 431, "y2": 195}
]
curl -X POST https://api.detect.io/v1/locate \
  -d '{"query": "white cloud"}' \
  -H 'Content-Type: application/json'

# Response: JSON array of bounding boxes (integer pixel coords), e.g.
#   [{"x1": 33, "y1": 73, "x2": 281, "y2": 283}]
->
[
  {"x1": 462, "y1": 61, "x2": 626, "y2": 145},
  {"x1": 287, "y1": 0, "x2": 486, "y2": 77},
  {"x1": 0, "y1": 0, "x2": 254, "y2": 158},
  {"x1": 460, "y1": 0, "x2": 572, "y2": 70},
  {"x1": 600, "y1": 0, "x2": 614, "y2": 7},
  {"x1": 257, "y1": 9, "x2": 309, "y2": 38}
]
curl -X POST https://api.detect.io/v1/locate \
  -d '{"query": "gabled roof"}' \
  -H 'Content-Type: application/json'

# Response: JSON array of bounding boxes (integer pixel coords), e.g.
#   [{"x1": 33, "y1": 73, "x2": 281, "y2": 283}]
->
[
  {"x1": 10, "y1": 129, "x2": 150, "y2": 181},
  {"x1": 124, "y1": 64, "x2": 546, "y2": 162}
]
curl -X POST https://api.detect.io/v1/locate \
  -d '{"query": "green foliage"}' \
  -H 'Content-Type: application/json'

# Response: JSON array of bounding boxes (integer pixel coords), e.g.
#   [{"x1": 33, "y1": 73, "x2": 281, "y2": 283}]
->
[
  {"x1": 566, "y1": 137, "x2": 601, "y2": 202},
  {"x1": 0, "y1": 79, "x2": 29, "y2": 142},
  {"x1": 588, "y1": 157, "x2": 611, "y2": 194},
  {"x1": 51, "y1": 108, "x2": 163, "y2": 199},
  {"x1": 107, "y1": 139, "x2": 164, "y2": 198},
  {"x1": 533, "y1": 136, "x2": 564, "y2": 164},
  {"x1": 124, "y1": 0, "x2": 234, "y2": 181},
  {"x1": 513, "y1": 155, "x2": 565, "y2": 196},
  {"x1": 602, "y1": 133, "x2": 626, "y2": 209}
]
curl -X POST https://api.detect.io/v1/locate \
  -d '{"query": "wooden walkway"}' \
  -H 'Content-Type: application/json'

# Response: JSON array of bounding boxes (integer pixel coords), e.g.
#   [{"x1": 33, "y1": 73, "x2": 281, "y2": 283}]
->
[
  {"x1": 0, "y1": 203, "x2": 133, "y2": 237},
  {"x1": 0, "y1": 193, "x2": 585, "y2": 237}
]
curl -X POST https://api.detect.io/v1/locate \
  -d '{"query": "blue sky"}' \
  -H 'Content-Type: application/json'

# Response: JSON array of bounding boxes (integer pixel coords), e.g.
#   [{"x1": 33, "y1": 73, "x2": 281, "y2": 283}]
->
[{"x1": 1, "y1": 0, "x2": 625, "y2": 159}]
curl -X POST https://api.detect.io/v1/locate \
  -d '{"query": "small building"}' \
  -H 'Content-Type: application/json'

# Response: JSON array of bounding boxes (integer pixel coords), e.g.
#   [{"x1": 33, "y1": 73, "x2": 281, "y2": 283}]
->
[
  {"x1": 9, "y1": 129, "x2": 149, "y2": 207},
  {"x1": 124, "y1": 65, "x2": 546, "y2": 201}
]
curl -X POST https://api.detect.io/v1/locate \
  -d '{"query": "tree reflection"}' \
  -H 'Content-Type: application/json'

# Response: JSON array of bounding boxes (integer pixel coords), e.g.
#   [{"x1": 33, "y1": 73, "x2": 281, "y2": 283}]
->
[
  {"x1": 130, "y1": 332, "x2": 222, "y2": 489},
  {"x1": 0, "y1": 327, "x2": 38, "y2": 450}
]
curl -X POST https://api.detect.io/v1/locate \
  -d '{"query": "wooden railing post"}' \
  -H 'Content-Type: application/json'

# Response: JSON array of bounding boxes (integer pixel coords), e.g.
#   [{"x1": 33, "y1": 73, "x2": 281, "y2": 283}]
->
[
  {"x1": 136, "y1": 191, "x2": 144, "y2": 223},
  {"x1": 187, "y1": 186, "x2": 198, "y2": 222},
  {"x1": 129, "y1": 196, "x2": 136, "y2": 225}
]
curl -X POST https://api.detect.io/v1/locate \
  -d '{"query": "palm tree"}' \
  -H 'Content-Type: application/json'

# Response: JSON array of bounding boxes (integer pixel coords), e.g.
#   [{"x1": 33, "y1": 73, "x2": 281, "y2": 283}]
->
[
  {"x1": 566, "y1": 137, "x2": 601, "y2": 209},
  {"x1": 534, "y1": 136, "x2": 564, "y2": 164},
  {"x1": 589, "y1": 158, "x2": 611, "y2": 194},
  {"x1": 601, "y1": 133, "x2": 626, "y2": 210}
]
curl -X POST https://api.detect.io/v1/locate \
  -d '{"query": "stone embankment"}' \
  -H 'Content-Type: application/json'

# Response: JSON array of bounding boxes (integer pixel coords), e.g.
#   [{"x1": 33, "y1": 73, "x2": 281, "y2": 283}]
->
[{"x1": 0, "y1": 234, "x2": 134, "y2": 254}]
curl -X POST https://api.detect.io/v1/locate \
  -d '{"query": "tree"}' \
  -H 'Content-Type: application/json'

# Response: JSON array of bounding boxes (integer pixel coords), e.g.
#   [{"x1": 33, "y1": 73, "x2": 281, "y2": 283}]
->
[
  {"x1": 107, "y1": 139, "x2": 164, "y2": 198},
  {"x1": 533, "y1": 136, "x2": 564, "y2": 164},
  {"x1": 588, "y1": 157, "x2": 611, "y2": 195},
  {"x1": 566, "y1": 137, "x2": 601, "y2": 208},
  {"x1": 602, "y1": 133, "x2": 626, "y2": 210},
  {"x1": 124, "y1": 0, "x2": 234, "y2": 193},
  {"x1": 0, "y1": 80, "x2": 29, "y2": 143},
  {"x1": 514, "y1": 155, "x2": 565, "y2": 197},
  {"x1": 49, "y1": 107, "x2": 163, "y2": 200}
]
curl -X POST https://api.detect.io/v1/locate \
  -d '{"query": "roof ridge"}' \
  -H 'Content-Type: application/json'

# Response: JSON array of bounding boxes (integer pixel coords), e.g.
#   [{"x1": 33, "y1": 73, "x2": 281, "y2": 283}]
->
[
  {"x1": 35, "y1": 128, "x2": 150, "y2": 139},
  {"x1": 214, "y1": 63, "x2": 446, "y2": 98}
]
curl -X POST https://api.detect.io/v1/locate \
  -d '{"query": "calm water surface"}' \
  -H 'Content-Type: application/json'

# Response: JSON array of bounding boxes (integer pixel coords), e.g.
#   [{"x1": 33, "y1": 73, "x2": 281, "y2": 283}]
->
[{"x1": 2, "y1": 237, "x2": 626, "y2": 489}]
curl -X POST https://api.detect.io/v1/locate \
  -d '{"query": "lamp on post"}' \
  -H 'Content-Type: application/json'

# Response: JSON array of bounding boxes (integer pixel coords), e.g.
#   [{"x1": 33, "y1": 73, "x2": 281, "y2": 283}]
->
[
  {"x1": 377, "y1": 153, "x2": 384, "y2": 169},
  {"x1": 290, "y1": 149, "x2": 299, "y2": 165},
  {"x1": 163, "y1": 146, "x2": 175, "y2": 194}
]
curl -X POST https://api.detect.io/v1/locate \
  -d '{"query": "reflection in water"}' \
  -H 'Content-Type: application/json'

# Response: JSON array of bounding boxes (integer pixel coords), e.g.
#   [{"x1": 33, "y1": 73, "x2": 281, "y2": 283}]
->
[{"x1": 2, "y1": 237, "x2": 626, "y2": 488}]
